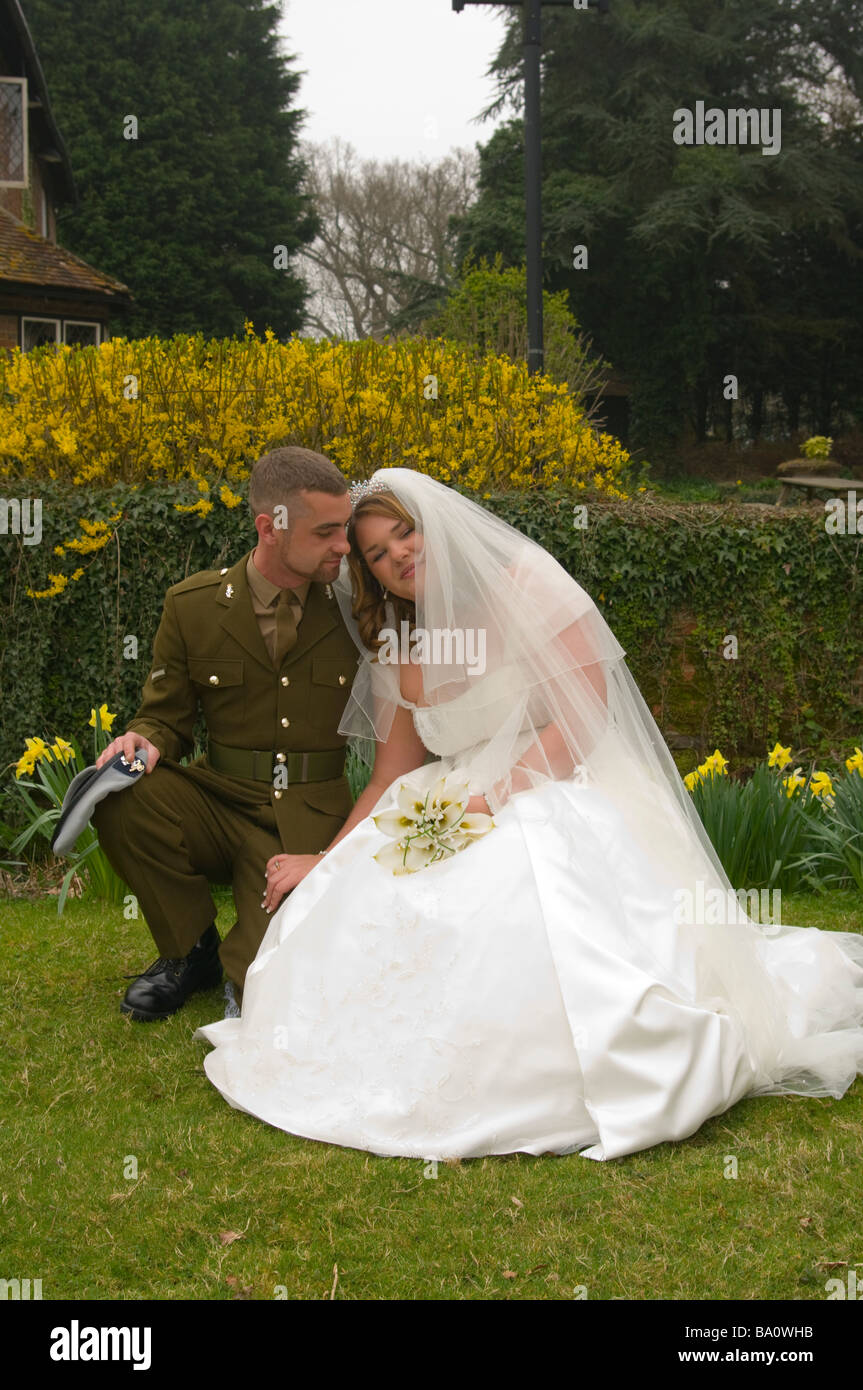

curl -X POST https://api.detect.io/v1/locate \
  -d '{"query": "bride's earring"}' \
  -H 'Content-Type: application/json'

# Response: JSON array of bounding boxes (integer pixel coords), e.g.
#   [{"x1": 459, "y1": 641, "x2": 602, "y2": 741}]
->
[{"x1": 382, "y1": 587, "x2": 389, "y2": 601}]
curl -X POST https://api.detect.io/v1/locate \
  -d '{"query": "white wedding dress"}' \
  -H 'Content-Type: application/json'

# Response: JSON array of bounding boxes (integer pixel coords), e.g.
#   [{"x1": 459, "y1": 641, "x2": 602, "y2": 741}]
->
[{"x1": 196, "y1": 678, "x2": 863, "y2": 1162}]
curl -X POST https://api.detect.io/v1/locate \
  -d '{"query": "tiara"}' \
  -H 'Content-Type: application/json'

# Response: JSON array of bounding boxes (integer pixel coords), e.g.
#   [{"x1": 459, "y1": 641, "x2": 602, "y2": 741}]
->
[{"x1": 349, "y1": 476, "x2": 391, "y2": 506}]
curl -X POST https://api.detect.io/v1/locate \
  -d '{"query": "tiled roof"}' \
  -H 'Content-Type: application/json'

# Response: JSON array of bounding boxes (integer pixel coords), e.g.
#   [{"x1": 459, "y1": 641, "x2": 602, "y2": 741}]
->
[{"x1": 0, "y1": 206, "x2": 131, "y2": 299}]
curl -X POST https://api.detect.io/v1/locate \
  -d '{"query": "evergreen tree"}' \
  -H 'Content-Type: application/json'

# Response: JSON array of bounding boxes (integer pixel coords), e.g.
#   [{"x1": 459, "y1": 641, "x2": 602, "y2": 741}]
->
[
  {"x1": 457, "y1": 0, "x2": 863, "y2": 450},
  {"x1": 23, "y1": 0, "x2": 317, "y2": 338}
]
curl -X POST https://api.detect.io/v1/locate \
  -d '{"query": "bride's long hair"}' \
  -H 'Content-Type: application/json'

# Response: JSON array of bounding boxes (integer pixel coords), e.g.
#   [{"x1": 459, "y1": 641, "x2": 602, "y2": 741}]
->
[{"x1": 346, "y1": 491, "x2": 417, "y2": 655}]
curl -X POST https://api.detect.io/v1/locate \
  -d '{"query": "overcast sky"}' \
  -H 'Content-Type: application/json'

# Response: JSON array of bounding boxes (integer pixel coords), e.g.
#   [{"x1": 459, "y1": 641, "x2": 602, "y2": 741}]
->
[{"x1": 279, "y1": 0, "x2": 509, "y2": 162}]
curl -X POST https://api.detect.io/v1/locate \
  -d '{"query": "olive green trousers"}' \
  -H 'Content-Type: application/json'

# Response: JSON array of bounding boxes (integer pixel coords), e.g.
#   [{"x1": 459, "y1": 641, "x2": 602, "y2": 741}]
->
[{"x1": 92, "y1": 759, "x2": 298, "y2": 992}]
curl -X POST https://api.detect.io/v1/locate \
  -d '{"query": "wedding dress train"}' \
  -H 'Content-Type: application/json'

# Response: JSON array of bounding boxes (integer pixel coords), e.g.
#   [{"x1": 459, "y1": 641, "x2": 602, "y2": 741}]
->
[{"x1": 196, "y1": 709, "x2": 863, "y2": 1162}]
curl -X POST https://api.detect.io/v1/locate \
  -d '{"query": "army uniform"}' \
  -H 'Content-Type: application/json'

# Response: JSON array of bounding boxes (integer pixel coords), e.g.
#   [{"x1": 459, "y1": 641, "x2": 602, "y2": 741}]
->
[{"x1": 92, "y1": 548, "x2": 359, "y2": 991}]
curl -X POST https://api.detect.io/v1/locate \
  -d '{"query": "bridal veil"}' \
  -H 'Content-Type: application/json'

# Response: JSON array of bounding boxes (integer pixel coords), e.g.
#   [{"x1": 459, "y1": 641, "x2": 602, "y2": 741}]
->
[{"x1": 332, "y1": 467, "x2": 863, "y2": 1105}]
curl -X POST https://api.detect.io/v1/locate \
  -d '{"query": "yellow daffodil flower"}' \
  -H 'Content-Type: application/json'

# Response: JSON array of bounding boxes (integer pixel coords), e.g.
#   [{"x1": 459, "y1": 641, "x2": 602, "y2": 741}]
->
[
  {"x1": 24, "y1": 736, "x2": 52, "y2": 762},
  {"x1": 782, "y1": 768, "x2": 806, "y2": 798},
  {"x1": 845, "y1": 747, "x2": 863, "y2": 777},
  {"x1": 696, "y1": 750, "x2": 728, "y2": 780},
  {"x1": 808, "y1": 771, "x2": 834, "y2": 799},
  {"x1": 50, "y1": 737, "x2": 76, "y2": 764},
  {"x1": 88, "y1": 703, "x2": 116, "y2": 732},
  {"x1": 767, "y1": 742, "x2": 792, "y2": 770}
]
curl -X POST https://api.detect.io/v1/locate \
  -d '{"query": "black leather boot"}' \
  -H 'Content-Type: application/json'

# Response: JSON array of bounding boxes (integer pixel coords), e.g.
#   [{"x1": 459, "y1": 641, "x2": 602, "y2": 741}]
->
[{"x1": 120, "y1": 924, "x2": 222, "y2": 1021}]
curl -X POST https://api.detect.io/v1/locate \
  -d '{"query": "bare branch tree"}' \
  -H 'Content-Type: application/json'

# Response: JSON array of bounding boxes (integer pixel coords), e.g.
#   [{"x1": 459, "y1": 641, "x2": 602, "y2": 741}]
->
[{"x1": 297, "y1": 139, "x2": 479, "y2": 340}]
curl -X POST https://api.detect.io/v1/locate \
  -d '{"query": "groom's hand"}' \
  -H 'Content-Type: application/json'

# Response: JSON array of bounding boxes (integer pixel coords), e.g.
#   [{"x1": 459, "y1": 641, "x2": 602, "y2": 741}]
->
[
  {"x1": 95, "y1": 733, "x2": 161, "y2": 773},
  {"x1": 262, "y1": 853, "x2": 321, "y2": 912}
]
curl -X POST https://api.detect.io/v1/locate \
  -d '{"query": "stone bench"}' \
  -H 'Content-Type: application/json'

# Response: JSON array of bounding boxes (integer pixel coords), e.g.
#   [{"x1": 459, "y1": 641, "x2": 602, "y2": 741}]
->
[{"x1": 776, "y1": 475, "x2": 863, "y2": 507}]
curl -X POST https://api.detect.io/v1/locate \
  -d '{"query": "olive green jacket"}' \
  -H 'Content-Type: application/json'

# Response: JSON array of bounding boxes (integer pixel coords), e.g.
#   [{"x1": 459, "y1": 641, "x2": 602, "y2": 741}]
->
[{"x1": 127, "y1": 548, "x2": 360, "y2": 851}]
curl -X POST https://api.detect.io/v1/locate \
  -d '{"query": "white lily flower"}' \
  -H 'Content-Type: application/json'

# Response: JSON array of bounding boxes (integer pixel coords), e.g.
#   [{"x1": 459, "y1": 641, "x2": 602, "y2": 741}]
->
[
  {"x1": 373, "y1": 773, "x2": 494, "y2": 874},
  {"x1": 374, "y1": 838, "x2": 442, "y2": 875},
  {"x1": 396, "y1": 782, "x2": 430, "y2": 817},
  {"x1": 373, "y1": 805, "x2": 434, "y2": 843},
  {"x1": 453, "y1": 812, "x2": 495, "y2": 836}
]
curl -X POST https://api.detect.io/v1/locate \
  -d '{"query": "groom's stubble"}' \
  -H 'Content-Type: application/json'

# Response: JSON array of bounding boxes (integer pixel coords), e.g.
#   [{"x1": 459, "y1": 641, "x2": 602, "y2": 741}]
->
[{"x1": 256, "y1": 488, "x2": 352, "y2": 588}]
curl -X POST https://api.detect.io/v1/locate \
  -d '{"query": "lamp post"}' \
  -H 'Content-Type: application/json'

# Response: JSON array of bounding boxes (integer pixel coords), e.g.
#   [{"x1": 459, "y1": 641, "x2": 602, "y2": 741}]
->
[{"x1": 452, "y1": 0, "x2": 609, "y2": 374}]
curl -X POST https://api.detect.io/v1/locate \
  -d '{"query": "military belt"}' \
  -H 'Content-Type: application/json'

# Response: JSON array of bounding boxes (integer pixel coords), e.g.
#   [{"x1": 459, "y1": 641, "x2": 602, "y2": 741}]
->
[{"x1": 207, "y1": 740, "x2": 345, "y2": 784}]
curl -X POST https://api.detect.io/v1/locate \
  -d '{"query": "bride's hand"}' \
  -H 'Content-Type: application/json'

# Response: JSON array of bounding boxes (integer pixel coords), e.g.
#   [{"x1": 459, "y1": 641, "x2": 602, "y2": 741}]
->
[{"x1": 262, "y1": 853, "x2": 321, "y2": 912}]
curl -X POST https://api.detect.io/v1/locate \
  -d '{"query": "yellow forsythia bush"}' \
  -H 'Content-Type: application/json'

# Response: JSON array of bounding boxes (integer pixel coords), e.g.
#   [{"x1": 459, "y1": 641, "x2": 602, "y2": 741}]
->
[{"x1": 0, "y1": 326, "x2": 633, "y2": 498}]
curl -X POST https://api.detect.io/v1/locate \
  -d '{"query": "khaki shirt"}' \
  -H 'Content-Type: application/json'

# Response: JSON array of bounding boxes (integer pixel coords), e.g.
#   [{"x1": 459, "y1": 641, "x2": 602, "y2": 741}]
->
[{"x1": 245, "y1": 553, "x2": 310, "y2": 665}]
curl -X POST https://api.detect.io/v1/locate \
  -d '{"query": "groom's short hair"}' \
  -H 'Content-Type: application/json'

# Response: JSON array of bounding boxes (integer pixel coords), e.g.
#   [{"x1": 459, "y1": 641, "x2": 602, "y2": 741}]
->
[{"x1": 248, "y1": 447, "x2": 348, "y2": 522}]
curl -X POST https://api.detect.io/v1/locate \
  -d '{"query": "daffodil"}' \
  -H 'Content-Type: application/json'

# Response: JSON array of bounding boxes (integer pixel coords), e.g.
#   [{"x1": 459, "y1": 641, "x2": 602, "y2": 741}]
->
[
  {"x1": 50, "y1": 737, "x2": 76, "y2": 764},
  {"x1": 697, "y1": 750, "x2": 728, "y2": 780},
  {"x1": 88, "y1": 703, "x2": 116, "y2": 732},
  {"x1": 767, "y1": 742, "x2": 792, "y2": 770},
  {"x1": 24, "y1": 736, "x2": 52, "y2": 762},
  {"x1": 684, "y1": 770, "x2": 701, "y2": 791},
  {"x1": 373, "y1": 774, "x2": 494, "y2": 874},
  {"x1": 782, "y1": 767, "x2": 806, "y2": 798},
  {"x1": 808, "y1": 771, "x2": 834, "y2": 800},
  {"x1": 845, "y1": 747, "x2": 863, "y2": 777},
  {"x1": 703, "y1": 749, "x2": 729, "y2": 775},
  {"x1": 14, "y1": 735, "x2": 53, "y2": 777}
]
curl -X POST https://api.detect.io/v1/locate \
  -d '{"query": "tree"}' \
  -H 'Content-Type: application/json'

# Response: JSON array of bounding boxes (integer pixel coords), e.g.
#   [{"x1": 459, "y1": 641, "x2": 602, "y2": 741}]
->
[
  {"x1": 423, "y1": 258, "x2": 610, "y2": 418},
  {"x1": 23, "y1": 0, "x2": 317, "y2": 338},
  {"x1": 455, "y1": 0, "x2": 863, "y2": 451},
  {"x1": 297, "y1": 139, "x2": 478, "y2": 339}
]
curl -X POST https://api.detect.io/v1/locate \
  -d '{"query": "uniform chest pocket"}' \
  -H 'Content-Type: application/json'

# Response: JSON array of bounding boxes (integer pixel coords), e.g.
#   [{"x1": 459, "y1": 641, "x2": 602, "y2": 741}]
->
[
  {"x1": 189, "y1": 658, "x2": 245, "y2": 689},
  {"x1": 307, "y1": 657, "x2": 353, "y2": 730}
]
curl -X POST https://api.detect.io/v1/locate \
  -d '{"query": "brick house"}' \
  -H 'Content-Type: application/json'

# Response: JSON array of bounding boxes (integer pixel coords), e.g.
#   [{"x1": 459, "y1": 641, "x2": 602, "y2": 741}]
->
[{"x1": 0, "y1": 0, "x2": 131, "y2": 352}]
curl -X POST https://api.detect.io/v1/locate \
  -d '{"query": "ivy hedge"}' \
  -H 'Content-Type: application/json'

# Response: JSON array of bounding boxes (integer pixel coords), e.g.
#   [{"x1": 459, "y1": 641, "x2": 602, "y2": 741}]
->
[{"x1": 1, "y1": 481, "x2": 860, "y2": 837}]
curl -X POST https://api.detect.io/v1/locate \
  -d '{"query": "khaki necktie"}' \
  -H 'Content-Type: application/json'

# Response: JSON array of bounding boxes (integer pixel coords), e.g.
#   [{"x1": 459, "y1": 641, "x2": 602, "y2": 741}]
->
[{"x1": 273, "y1": 588, "x2": 299, "y2": 666}]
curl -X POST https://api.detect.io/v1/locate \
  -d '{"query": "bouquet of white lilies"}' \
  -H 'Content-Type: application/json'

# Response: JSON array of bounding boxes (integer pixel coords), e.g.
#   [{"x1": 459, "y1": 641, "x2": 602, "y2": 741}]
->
[{"x1": 373, "y1": 774, "x2": 495, "y2": 875}]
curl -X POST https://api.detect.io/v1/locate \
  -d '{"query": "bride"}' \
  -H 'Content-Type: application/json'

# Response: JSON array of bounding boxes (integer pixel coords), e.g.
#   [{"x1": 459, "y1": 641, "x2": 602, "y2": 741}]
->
[{"x1": 196, "y1": 468, "x2": 863, "y2": 1161}]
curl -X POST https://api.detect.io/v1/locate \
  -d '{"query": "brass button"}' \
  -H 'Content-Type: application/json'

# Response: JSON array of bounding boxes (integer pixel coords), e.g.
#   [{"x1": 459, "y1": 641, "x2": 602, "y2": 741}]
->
[
  {"x1": 281, "y1": 717, "x2": 289, "y2": 728},
  {"x1": 209, "y1": 675, "x2": 219, "y2": 686},
  {"x1": 338, "y1": 675, "x2": 346, "y2": 685},
  {"x1": 281, "y1": 675, "x2": 290, "y2": 687},
  {"x1": 220, "y1": 567, "x2": 228, "y2": 575},
  {"x1": 274, "y1": 789, "x2": 283, "y2": 800},
  {"x1": 276, "y1": 752, "x2": 286, "y2": 763}
]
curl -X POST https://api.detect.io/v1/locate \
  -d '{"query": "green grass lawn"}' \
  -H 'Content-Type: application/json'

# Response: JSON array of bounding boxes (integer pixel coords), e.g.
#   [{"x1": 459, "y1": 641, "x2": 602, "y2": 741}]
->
[
  {"x1": 647, "y1": 477, "x2": 789, "y2": 504},
  {"x1": 1, "y1": 887, "x2": 861, "y2": 1301}
]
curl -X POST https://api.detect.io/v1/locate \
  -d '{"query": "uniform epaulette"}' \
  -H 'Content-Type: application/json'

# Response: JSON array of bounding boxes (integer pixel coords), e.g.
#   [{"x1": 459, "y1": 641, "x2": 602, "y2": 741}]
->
[{"x1": 169, "y1": 568, "x2": 227, "y2": 597}]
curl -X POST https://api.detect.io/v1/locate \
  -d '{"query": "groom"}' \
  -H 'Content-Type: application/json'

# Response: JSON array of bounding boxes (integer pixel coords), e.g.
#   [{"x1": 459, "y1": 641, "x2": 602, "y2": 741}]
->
[{"x1": 92, "y1": 447, "x2": 359, "y2": 1021}]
